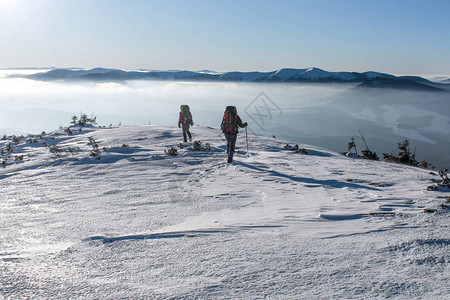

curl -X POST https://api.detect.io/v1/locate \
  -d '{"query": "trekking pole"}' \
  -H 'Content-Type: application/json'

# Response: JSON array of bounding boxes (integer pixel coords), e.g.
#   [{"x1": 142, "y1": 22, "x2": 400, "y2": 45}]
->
[{"x1": 245, "y1": 126, "x2": 249, "y2": 157}]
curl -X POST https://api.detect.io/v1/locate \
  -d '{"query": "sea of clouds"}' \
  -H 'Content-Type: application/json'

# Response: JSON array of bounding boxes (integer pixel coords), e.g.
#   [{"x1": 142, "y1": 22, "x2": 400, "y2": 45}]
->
[{"x1": 1, "y1": 69, "x2": 449, "y2": 168}]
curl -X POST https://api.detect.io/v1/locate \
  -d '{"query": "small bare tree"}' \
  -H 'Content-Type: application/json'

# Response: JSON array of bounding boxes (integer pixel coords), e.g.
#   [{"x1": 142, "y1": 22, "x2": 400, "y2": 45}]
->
[{"x1": 359, "y1": 130, "x2": 378, "y2": 160}]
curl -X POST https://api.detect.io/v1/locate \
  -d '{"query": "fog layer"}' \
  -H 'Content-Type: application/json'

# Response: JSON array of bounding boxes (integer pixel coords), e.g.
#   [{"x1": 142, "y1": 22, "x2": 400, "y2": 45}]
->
[{"x1": 1, "y1": 75, "x2": 449, "y2": 168}]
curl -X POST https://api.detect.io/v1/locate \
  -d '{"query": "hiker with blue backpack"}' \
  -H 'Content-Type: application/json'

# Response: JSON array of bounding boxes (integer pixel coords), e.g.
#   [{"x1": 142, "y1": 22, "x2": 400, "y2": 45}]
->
[
  {"x1": 178, "y1": 105, "x2": 194, "y2": 142},
  {"x1": 221, "y1": 106, "x2": 248, "y2": 163}
]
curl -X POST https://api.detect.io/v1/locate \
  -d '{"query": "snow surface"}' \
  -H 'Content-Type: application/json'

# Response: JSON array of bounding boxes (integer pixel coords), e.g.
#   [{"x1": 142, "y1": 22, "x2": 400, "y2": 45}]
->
[{"x1": 1, "y1": 125, "x2": 449, "y2": 299}]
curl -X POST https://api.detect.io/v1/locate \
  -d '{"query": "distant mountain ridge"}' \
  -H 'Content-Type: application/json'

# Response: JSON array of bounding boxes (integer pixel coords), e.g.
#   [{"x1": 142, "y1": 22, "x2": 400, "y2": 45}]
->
[{"x1": 8, "y1": 67, "x2": 448, "y2": 91}]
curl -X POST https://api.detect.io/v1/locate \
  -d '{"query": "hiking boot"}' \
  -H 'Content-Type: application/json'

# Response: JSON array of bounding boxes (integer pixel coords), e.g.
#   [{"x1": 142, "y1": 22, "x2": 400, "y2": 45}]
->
[{"x1": 227, "y1": 157, "x2": 233, "y2": 163}]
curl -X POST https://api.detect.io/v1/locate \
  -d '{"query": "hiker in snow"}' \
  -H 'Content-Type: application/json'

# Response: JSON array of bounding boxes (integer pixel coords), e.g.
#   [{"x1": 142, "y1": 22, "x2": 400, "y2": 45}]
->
[
  {"x1": 178, "y1": 105, "x2": 194, "y2": 142},
  {"x1": 221, "y1": 106, "x2": 247, "y2": 163}
]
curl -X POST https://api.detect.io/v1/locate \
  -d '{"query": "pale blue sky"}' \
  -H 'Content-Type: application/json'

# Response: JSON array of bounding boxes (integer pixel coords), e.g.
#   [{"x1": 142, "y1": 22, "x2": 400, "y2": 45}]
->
[{"x1": 1, "y1": 0, "x2": 449, "y2": 74}]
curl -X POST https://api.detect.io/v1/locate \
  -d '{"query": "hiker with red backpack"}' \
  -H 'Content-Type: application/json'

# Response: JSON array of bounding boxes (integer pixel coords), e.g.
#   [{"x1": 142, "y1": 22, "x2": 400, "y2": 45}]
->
[
  {"x1": 178, "y1": 105, "x2": 194, "y2": 142},
  {"x1": 221, "y1": 106, "x2": 248, "y2": 163}
]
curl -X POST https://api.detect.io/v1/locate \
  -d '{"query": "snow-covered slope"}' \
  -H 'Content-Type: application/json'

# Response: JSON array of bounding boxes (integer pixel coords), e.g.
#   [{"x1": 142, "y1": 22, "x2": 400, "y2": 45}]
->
[
  {"x1": 265, "y1": 68, "x2": 310, "y2": 81},
  {"x1": 1, "y1": 125, "x2": 449, "y2": 298}
]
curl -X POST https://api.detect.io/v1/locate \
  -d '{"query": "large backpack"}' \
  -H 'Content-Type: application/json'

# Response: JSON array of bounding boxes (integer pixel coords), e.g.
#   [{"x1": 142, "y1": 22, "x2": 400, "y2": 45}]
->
[
  {"x1": 181, "y1": 105, "x2": 192, "y2": 124},
  {"x1": 222, "y1": 106, "x2": 237, "y2": 133}
]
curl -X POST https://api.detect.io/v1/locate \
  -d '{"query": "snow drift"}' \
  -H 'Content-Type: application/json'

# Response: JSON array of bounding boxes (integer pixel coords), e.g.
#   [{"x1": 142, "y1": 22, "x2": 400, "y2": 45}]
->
[{"x1": 0, "y1": 125, "x2": 449, "y2": 298}]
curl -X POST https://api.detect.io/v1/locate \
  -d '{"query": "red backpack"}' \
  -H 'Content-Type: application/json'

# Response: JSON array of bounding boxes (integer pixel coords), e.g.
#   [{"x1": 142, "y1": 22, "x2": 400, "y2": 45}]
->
[
  {"x1": 222, "y1": 106, "x2": 237, "y2": 133},
  {"x1": 180, "y1": 105, "x2": 193, "y2": 125}
]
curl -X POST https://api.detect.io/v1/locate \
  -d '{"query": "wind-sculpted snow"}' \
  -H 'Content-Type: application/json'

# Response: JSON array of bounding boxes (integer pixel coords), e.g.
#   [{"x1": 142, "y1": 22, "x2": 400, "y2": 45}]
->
[
  {"x1": 86, "y1": 229, "x2": 231, "y2": 244},
  {"x1": 0, "y1": 125, "x2": 449, "y2": 298}
]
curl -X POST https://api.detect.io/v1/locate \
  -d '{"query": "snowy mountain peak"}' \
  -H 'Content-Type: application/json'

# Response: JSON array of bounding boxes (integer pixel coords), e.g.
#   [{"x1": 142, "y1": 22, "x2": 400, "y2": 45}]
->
[
  {"x1": 297, "y1": 67, "x2": 332, "y2": 79},
  {"x1": 7, "y1": 67, "x2": 448, "y2": 91},
  {"x1": 269, "y1": 68, "x2": 309, "y2": 80}
]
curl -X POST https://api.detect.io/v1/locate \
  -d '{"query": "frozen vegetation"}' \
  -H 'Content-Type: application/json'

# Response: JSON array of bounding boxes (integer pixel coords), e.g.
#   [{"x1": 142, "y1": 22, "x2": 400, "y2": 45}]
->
[{"x1": 1, "y1": 125, "x2": 449, "y2": 298}]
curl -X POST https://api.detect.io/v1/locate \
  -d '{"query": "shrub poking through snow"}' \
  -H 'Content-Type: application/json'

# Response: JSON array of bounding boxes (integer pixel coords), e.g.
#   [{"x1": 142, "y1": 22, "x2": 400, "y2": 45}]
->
[
  {"x1": 72, "y1": 113, "x2": 97, "y2": 127},
  {"x1": 383, "y1": 139, "x2": 416, "y2": 165},
  {"x1": 88, "y1": 137, "x2": 99, "y2": 148},
  {"x1": 178, "y1": 143, "x2": 186, "y2": 149},
  {"x1": 12, "y1": 135, "x2": 20, "y2": 145},
  {"x1": 71, "y1": 115, "x2": 78, "y2": 126},
  {"x1": 165, "y1": 147, "x2": 178, "y2": 156},
  {"x1": 15, "y1": 155, "x2": 24, "y2": 162},
  {"x1": 2, "y1": 135, "x2": 6, "y2": 140},
  {"x1": 193, "y1": 140, "x2": 211, "y2": 152},
  {"x1": 439, "y1": 169, "x2": 449, "y2": 187},
  {"x1": 193, "y1": 141, "x2": 202, "y2": 151},
  {"x1": 344, "y1": 132, "x2": 378, "y2": 160},
  {"x1": 284, "y1": 144, "x2": 308, "y2": 155},
  {"x1": 419, "y1": 160, "x2": 434, "y2": 169},
  {"x1": 358, "y1": 131, "x2": 379, "y2": 161},
  {"x1": 46, "y1": 144, "x2": 61, "y2": 157},
  {"x1": 121, "y1": 144, "x2": 129, "y2": 148},
  {"x1": 347, "y1": 136, "x2": 358, "y2": 156},
  {"x1": 439, "y1": 204, "x2": 449, "y2": 210},
  {"x1": 90, "y1": 151, "x2": 100, "y2": 159},
  {"x1": 427, "y1": 169, "x2": 449, "y2": 191},
  {"x1": 383, "y1": 139, "x2": 433, "y2": 168},
  {"x1": 67, "y1": 128, "x2": 72, "y2": 135},
  {"x1": 88, "y1": 137, "x2": 102, "y2": 159},
  {"x1": 361, "y1": 149, "x2": 379, "y2": 160},
  {"x1": 299, "y1": 148, "x2": 308, "y2": 155}
]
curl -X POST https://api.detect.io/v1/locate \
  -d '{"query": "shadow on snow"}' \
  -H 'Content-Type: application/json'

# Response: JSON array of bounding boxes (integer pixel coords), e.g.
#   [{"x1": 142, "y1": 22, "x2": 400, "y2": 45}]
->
[
  {"x1": 236, "y1": 161, "x2": 381, "y2": 191},
  {"x1": 84, "y1": 225, "x2": 284, "y2": 244}
]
